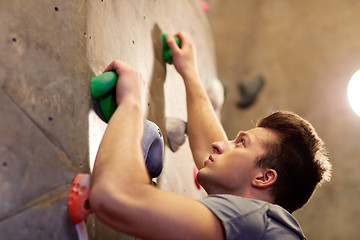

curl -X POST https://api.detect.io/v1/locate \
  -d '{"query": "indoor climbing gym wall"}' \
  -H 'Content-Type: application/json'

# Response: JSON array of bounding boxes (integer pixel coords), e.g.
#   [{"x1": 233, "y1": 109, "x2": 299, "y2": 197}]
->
[
  {"x1": 0, "y1": 1, "x2": 89, "y2": 239},
  {"x1": 0, "y1": 1, "x2": 220, "y2": 239}
]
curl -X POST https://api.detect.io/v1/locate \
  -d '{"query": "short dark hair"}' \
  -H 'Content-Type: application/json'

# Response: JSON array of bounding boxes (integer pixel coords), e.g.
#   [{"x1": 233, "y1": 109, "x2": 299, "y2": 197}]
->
[{"x1": 256, "y1": 111, "x2": 332, "y2": 213}]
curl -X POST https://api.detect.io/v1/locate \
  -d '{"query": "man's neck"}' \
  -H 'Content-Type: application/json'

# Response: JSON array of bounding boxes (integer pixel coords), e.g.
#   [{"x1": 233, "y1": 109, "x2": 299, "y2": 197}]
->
[{"x1": 206, "y1": 187, "x2": 275, "y2": 204}]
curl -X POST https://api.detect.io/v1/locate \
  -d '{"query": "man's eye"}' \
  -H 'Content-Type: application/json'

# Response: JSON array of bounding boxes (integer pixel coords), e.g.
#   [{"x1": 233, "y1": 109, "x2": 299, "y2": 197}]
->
[{"x1": 237, "y1": 139, "x2": 245, "y2": 146}]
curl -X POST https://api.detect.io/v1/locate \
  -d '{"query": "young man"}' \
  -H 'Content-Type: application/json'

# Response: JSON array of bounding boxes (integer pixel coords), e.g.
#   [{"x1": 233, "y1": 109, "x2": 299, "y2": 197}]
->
[{"x1": 89, "y1": 32, "x2": 332, "y2": 239}]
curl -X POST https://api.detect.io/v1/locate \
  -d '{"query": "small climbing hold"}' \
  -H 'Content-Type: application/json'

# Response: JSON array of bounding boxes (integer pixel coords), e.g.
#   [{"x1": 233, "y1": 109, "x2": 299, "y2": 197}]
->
[
  {"x1": 162, "y1": 33, "x2": 181, "y2": 64},
  {"x1": 236, "y1": 75, "x2": 265, "y2": 108},
  {"x1": 166, "y1": 117, "x2": 187, "y2": 152},
  {"x1": 143, "y1": 120, "x2": 164, "y2": 178},
  {"x1": 91, "y1": 71, "x2": 118, "y2": 122},
  {"x1": 200, "y1": 0, "x2": 209, "y2": 12},
  {"x1": 68, "y1": 174, "x2": 91, "y2": 240},
  {"x1": 68, "y1": 174, "x2": 92, "y2": 224},
  {"x1": 205, "y1": 77, "x2": 225, "y2": 119},
  {"x1": 193, "y1": 166, "x2": 201, "y2": 189}
]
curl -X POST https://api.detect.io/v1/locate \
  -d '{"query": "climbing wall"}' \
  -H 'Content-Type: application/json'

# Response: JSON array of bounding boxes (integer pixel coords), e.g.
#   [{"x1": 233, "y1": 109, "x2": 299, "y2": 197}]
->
[
  {"x1": 0, "y1": 0, "x2": 220, "y2": 239},
  {"x1": 0, "y1": 0, "x2": 88, "y2": 239}
]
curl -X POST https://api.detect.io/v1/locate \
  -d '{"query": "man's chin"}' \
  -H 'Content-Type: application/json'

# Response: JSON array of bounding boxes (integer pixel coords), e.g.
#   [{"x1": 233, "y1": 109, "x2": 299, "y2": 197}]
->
[{"x1": 196, "y1": 170, "x2": 209, "y2": 190}]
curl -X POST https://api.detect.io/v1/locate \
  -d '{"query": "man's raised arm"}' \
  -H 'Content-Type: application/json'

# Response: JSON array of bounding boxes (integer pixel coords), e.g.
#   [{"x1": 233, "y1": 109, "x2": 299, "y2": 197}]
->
[{"x1": 166, "y1": 32, "x2": 227, "y2": 169}]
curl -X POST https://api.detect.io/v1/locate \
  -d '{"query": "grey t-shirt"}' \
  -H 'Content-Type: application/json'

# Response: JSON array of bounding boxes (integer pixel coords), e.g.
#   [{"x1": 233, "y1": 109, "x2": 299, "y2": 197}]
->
[{"x1": 198, "y1": 194, "x2": 306, "y2": 240}]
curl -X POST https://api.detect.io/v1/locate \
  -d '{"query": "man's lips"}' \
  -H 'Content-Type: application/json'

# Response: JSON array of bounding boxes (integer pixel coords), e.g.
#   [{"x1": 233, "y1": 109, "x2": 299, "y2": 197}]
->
[{"x1": 204, "y1": 155, "x2": 214, "y2": 167}]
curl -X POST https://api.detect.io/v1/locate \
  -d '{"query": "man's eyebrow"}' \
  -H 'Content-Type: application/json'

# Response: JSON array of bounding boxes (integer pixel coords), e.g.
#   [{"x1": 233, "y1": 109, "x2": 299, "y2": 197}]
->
[{"x1": 236, "y1": 131, "x2": 251, "y2": 144}]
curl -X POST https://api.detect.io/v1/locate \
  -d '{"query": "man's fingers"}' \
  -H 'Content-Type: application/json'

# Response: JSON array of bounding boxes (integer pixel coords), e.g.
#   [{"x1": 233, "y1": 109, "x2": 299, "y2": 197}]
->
[
  {"x1": 102, "y1": 59, "x2": 119, "y2": 73},
  {"x1": 103, "y1": 60, "x2": 137, "y2": 78},
  {"x1": 166, "y1": 35, "x2": 181, "y2": 53},
  {"x1": 175, "y1": 31, "x2": 186, "y2": 41},
  {"x1": 175, "y1": 31, "x2": 190, "y2": 46}
]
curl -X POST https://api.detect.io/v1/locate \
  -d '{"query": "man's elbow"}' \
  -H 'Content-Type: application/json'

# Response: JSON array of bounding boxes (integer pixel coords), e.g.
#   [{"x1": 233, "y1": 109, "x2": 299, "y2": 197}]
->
[
  {"x1": 89, "y1": 182, "x2": 123, "y2": 222},
  {"x1": 89, "y1": 182, "x2": 143, "y2": 234},
  {"x1": 89, "y1": 183, "x2": 110, "y2": 216}
]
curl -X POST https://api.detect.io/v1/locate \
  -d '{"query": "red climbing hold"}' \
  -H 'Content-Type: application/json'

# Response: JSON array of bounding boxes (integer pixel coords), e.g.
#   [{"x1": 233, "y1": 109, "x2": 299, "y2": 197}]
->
[
  {"x1": 193, "y1": 166, "x2": 201, "y2": 190},
  {"x1": 200, "y1": 0, "x2": 209, "y2": 12},
  {"x1": 68, "y1": 173, "x2": 92, "y2": 224}
]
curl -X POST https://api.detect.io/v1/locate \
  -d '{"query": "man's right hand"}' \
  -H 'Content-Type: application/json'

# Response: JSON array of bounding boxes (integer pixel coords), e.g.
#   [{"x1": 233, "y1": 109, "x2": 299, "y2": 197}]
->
[{"x1": 166, "y1": 31, "x2": 199, "y2": 81}]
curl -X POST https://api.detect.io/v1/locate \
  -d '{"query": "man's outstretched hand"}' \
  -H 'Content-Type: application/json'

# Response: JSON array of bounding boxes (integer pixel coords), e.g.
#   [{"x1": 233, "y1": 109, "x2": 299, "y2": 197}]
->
[{"x1": 166, "y1": 31, "x2": 199, "y2": 81}]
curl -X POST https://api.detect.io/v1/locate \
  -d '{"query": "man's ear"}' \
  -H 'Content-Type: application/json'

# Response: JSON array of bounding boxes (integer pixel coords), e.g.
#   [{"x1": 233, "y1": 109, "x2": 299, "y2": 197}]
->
[{"x1": 252, "y1": 169, "x2": 277, "y2": 189}]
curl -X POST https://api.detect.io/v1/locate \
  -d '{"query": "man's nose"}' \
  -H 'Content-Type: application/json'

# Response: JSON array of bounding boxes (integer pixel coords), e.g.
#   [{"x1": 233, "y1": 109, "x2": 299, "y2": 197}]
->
[{"x1": 211, "y1": 141, "x2": 229, "y2": 154}]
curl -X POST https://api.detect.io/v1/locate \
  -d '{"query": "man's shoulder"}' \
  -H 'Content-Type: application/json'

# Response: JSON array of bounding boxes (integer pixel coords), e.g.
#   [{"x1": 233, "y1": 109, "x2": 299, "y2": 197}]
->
[
  {"x1": 198, "y1": 194, "x2": 270, "y2": 213},
  {"x1": 198, "y1": 194, "x2": 306, "y2": 240}
]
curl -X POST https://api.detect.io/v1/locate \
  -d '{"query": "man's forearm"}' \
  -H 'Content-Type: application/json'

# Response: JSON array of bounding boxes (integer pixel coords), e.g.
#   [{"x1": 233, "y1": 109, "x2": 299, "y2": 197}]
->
[
  {"x1": 89, "y1": 100, "x2": 153, "y2": 228},
  {"x1": 91, "y1": 100, "x2": 149, "y2": 192},
  {"x1": 183, "y1": 73, "x2": 227, "y2": 169}
]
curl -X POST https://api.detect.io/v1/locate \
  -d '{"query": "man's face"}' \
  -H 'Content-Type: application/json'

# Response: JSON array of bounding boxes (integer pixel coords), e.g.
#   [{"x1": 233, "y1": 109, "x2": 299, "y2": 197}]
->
[{"x1": 197, "y1": 127, "x2": 279, "y2": 195}]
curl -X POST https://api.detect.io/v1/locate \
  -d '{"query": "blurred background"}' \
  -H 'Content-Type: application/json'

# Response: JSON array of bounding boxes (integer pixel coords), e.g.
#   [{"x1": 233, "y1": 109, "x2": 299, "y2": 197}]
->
[{"x1": 207, "y1": 0, "x2": 360, "y2": 239}]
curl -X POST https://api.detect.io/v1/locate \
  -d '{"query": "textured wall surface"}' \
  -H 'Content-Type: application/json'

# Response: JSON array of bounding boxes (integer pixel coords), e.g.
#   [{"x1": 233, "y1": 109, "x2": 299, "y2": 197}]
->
[
  {"x1": 0, "y1": 0, "x2": 88, "y2": 239},
  {"x1": 0, "y1": 0, "x2": 218, "y2": 239},
  {"x1": 207, "y1": 0, "x2": 360, "y2": 239}
]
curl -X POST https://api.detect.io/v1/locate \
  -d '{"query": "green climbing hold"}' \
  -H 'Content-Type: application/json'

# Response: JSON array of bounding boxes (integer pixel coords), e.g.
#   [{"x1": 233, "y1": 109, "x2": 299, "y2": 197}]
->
[
  {"x1": 91, "y1": 71, "x2": 118, "y2": 122},
  {"x1": 91, "y1": 71, "x2": 118, "y2": 99},
  {"x1": 162, "y1": 33, "x2": 181, "y2": 65}
]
